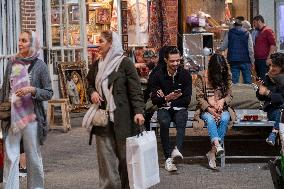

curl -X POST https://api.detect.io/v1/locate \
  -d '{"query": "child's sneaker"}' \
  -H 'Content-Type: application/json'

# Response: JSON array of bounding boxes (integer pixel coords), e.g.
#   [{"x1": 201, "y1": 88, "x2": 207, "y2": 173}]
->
[{"x1": 266, "y1": 132, "x2": 277, "y2": 146}]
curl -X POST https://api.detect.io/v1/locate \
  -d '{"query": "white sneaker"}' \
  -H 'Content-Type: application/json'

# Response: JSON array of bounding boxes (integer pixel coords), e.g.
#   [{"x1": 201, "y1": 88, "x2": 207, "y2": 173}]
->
[
  {"x1": 165, "y1": 158, "x2": 177, "y2": 172},
  {"x1": 171, "y1": 146, "x2": 183, "y2": 164},
  {"x1": 206, "y1": 151, "x2": 217, "y2": 170},
  {"x1": 215, "y1": 144, "x2": 224, "y2": 157}
]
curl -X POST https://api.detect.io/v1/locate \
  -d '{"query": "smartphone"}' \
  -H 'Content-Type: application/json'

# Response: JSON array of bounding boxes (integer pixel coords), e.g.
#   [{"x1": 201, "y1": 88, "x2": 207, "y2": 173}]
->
[{"x1": 174, "y1": 89, "x2": 181, "y2": 94}]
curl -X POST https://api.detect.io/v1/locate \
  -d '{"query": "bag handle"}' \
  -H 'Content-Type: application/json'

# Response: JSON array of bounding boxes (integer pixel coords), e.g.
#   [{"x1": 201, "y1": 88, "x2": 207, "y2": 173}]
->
[{"x1": 136, "y1": 125, "x2": 147, "y2": 138}]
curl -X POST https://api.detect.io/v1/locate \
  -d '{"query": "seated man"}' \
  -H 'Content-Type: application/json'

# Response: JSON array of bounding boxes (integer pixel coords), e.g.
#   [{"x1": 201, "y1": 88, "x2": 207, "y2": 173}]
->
[{"x1": 150, "y1": 46, "x2": 192, "y2": 172}]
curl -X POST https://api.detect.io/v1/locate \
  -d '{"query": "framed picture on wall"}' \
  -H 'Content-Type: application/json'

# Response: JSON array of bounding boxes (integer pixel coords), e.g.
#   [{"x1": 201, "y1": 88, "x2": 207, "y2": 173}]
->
[
  {"x1": 95, "y1": 8, "x2": 111, "y2": 24},
  {"x1": 51, "y1": 7, "x2": 60, "y2": 25},
  {"x1": 69, "y1": 5, "x2": 80, "y2": 24},
  {"x1": 58, "y1": 61, "x2": 90, "y2": 111}
]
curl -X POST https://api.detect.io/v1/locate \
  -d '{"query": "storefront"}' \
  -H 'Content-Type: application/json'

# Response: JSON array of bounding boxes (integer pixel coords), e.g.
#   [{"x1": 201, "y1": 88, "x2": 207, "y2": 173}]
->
[
  {"x1": 46, "y1": 0, "x2": 157, "y2": 98},
  {"x1": 0, "y1": 0, "x2": 21, "y2": 88}
]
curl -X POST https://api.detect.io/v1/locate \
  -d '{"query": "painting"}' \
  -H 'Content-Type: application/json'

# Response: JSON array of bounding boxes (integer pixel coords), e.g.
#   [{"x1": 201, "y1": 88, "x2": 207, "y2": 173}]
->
[
  {"x1": 95, "y1": 8, "x2": 111, "y2": 24},
  {"x1": 51, "y1": 7, "x2": 60, "y2": 25},
  {"x1": 58, "y1": 61, "x2": 90, "y2": 111}
]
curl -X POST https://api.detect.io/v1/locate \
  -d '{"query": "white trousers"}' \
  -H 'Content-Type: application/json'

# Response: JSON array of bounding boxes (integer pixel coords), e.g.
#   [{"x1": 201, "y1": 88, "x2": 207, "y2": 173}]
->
[{"x1": 3, "y1": 121, "x2": 44, "y2": 189}]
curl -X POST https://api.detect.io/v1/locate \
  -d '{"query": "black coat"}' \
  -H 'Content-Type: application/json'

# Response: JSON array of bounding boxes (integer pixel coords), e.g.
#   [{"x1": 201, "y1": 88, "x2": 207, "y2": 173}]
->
[
  {"x1": 256, "y1": 74, "x2": 284, "y2": 112},
  {"x1": 86, "y1": 57, "x2": 145, "y2": 140},
  {"x1": 150, "y1": 66, "x2": 192, "y2": 108}
]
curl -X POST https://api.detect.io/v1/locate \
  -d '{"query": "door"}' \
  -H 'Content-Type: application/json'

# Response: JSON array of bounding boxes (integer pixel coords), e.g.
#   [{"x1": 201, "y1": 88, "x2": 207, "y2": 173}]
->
[{"x1": 276, "y1": 0, "x2": 284, "y2": 52}]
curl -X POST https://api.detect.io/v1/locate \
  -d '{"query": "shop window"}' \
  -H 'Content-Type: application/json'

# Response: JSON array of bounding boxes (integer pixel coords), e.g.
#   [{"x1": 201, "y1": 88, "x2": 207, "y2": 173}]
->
[
  {"x1": 86, "y1": 0, "x2": 112, "y2": 64},
  {"x1": 50, "y1": 0, "x2": 82, "y2": 47}
]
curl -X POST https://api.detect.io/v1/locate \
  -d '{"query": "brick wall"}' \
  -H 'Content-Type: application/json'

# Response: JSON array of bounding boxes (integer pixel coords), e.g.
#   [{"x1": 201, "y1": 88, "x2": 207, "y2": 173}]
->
[{"x1": 20, "y1": 0, "x2": 36, "y2": 31}]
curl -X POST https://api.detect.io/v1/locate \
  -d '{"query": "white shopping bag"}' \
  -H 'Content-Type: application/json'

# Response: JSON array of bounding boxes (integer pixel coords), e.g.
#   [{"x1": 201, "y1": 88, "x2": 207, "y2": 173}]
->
[{"x1": 126, "y1": 131, "x2": 160, "y2": 189}]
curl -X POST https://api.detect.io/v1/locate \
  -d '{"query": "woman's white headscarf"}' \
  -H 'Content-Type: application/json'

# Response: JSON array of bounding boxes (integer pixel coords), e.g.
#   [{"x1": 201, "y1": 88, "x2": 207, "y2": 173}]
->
[
  {"x1": 95, "y1": 31, "x2": 125, "y2": 122},
  {"x1": 15, "y1": 31, "x2": 40, "y2": 60}
]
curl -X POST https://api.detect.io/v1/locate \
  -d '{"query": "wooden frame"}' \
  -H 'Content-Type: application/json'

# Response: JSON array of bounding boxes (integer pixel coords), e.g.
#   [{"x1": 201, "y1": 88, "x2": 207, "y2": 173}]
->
[
  {"x1": 95, "y1": 8, "x2": 111, "y2": 24},
  {"x1": 58, "y1": 61, "x2": 90, "y2": 111}
]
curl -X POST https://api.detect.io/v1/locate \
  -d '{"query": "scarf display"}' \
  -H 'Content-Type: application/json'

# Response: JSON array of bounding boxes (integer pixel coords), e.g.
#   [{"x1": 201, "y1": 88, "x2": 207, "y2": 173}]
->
[{"x1": 95, "y1": 32, "x2": 124, "y2": 122}]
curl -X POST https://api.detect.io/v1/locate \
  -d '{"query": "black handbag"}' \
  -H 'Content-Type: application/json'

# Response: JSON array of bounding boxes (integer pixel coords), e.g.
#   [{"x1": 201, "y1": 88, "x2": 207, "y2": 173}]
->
[{"x1": 0, "y1": 101, "x2": 11, "y2": 121}]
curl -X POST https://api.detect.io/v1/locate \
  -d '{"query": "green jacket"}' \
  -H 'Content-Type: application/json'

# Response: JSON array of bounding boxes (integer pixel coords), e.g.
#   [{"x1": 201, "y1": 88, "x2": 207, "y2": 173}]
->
[{"x1": 86, "y1": 57, "x2": 144, "y2": 140}]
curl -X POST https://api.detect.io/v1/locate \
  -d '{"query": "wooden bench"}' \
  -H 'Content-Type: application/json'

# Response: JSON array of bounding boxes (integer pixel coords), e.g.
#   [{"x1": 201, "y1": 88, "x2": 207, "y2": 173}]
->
[{"x1": 150, "y1": 109, "x2": 275, "y2": 167}]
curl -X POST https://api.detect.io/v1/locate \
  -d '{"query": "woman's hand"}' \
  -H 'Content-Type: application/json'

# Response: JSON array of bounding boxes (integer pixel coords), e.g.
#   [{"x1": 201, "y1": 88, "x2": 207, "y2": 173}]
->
[
  {"x1": 15, "y1": 86, "x2": 35, "y2": 97},
  {"x1": 216, "y1": 98, "x2": 225, "y2": 112},
  {"x1": 134, "y1": 114, "x2": 145, "y2": 126},
  {"x1": 207, "y1": 106, "x2": 220, "y2": 120},
  {"x1": 91, "y1": 91, "x2": 103, "y2": 106}
]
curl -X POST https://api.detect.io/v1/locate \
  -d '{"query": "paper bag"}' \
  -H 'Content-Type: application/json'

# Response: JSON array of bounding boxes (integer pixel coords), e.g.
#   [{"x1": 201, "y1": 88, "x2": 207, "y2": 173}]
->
[{"x1": 126, "y1": 131, "x2": 160, "y2": 189}]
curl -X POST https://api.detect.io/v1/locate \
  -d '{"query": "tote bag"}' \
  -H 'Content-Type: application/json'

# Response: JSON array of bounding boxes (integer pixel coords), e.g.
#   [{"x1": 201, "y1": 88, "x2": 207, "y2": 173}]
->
[{"x1": 126, "y1": 130, "x2": 160, "y2": 189}]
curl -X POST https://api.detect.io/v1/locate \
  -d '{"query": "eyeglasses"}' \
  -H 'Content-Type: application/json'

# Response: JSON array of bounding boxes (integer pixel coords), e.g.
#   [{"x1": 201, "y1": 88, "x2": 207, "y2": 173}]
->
[{"x1": 143, "y1": 50, "x2": 155, "y2": 58}]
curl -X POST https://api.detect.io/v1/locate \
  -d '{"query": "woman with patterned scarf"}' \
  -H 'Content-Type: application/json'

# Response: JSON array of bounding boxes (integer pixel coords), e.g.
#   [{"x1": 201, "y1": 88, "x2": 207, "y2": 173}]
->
[
  {"x1": 0, "y1": 31, "x2": 53, "y2": 189},
  {"x1": 85, "y1": 30, "x2": 145, "y2": 189}
]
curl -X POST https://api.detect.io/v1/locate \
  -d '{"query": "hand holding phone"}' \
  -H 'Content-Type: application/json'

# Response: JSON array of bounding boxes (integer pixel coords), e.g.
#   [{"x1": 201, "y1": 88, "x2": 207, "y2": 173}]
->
[{"x1": 174, "y1": 89, "x2": 181, "y2": 94}]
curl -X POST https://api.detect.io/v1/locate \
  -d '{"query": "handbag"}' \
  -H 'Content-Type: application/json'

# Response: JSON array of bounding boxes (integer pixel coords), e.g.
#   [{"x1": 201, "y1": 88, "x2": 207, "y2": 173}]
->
[
  {"x1": 0, "y1": 101, "x2": 11, "y2": 121},
  {"x1": 92, "y1": 109, "x2": 109, "y2": 127},
  {"x1": 126, "y1": 127, "x2": 160, "y2": 189}
]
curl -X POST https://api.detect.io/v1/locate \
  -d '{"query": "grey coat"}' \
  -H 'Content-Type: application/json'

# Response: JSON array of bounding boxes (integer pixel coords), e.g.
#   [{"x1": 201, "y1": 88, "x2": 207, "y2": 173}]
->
[{"x1": 0, "y1": 58, "x2": 53, "y2": 145}]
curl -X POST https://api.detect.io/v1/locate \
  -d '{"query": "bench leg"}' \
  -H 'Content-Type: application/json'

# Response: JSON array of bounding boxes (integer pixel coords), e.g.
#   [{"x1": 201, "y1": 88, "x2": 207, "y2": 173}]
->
[{"x1": 220, "y1": 142, "x2": 226, "y2": 167}]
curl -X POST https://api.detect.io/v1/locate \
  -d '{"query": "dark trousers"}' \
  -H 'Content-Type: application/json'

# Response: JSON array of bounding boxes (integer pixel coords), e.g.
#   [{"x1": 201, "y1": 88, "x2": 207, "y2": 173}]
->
[
  {"x1": 157, "y1": 108, "x2": 188, "y2": 159},
  {"x1": 255, "y1": 59, "x2": 268, "y2": 81},
  {"x1": 267, "y1": 109, "x2": 281, "y2": 130},
  {"x1": 230, "y1": 62, "x2": 252, "y2": 84},
  {"x1": 96, "y1": 125, "x2": 129, "y2": 189}
]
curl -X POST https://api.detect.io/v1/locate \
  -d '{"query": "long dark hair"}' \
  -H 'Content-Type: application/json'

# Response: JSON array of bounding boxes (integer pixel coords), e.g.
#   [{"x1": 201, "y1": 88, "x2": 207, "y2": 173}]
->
[{"x1": 208, "y1": 54, "x2": 230, "y2": 94}]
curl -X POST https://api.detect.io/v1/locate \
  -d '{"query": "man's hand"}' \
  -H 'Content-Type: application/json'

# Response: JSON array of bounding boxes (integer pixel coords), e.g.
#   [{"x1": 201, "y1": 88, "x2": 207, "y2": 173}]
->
[
  {"x1": 91, "y1": 91, "x2": 103, "y2": 106},
  {"x1": 165, "y1": 92, "x2": 182, "y2": 101},
  {"x1": 15, "y1": 86, "x2": 35, "y2": 97},
  {"x1": 134, "y1": 114, "x2": 145, "y2": 126}
]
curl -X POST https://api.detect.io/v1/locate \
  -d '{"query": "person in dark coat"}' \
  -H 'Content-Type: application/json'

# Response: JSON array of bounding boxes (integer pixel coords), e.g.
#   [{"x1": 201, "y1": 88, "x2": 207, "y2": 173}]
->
[
  {"x1": 150, "y1": 46, "x2": 192, "y2": 172},
  {"x1": 256, "y1": 53, "x2": 284, "y2": 146},
  {"x1": 86, "y1": 30, "x2": 145, "y2": 189}
]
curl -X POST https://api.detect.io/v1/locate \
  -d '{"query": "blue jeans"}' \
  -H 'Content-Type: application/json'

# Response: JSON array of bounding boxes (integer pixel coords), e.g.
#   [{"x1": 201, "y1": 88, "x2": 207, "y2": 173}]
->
[
  {"x1": 230, "y1": 62, "x2": 252, "y2": 84},
  {"x1": 267, "y1": 109, "x2": 281, "y2": 130},
  {"x1": 157, "y1": 108, "x2": 188, "y2": 159},
  {"x1": 255, "y1": 59, "x2": 268, "y2": 81},
  {"x1": 201, "y1": 111, "x2": 230, "y2": 143}
]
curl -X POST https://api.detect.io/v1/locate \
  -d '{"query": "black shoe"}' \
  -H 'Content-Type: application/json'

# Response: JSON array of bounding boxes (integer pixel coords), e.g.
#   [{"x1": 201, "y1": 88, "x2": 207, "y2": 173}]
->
[{"x1": 19, "y1": 167, "x2": 27, "y2": 178}]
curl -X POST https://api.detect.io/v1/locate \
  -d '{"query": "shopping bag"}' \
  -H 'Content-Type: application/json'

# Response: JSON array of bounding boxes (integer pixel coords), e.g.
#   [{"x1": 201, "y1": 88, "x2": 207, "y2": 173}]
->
[{"x1": 126, "y1": 130, "x2": 160, "y2": 189}]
